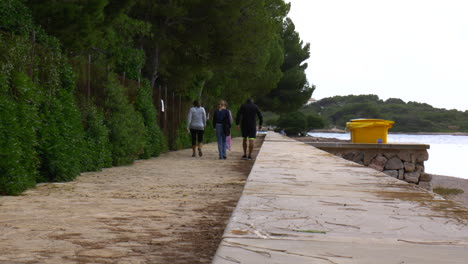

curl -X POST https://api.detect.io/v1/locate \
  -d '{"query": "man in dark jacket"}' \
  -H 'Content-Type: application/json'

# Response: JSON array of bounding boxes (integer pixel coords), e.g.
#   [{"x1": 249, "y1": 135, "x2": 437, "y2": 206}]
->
[{"x1": 236, "y1": 98, "x2": 263, "y2": 160}]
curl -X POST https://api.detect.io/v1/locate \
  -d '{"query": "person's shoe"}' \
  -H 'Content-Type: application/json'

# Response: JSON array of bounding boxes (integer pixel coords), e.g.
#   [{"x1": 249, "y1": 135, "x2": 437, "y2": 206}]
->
[
  {"x1": 192, "y1": 153, "x2": 196, "y2": 157},
  {"x1": 242, "y1": 155, "x2": 247, "y2": 160},
  {"x1": 198, "y1": 148, "x2": 203, "y2": 157},
  {"x1": 223, "y1": 156, "x2": 227, "y2": 159},
  {"x1": 219, "y1": 157, "x2": 223, "y2": 160},
  {"x1": 247, "y1": 156, "x2": 252, "y2": 160}
]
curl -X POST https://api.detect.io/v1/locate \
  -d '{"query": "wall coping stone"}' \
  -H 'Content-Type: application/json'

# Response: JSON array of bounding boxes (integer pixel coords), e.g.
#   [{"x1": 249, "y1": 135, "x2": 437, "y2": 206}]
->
[{"x1": 307, "y1": 142, "x2": 430, "y2": 150}]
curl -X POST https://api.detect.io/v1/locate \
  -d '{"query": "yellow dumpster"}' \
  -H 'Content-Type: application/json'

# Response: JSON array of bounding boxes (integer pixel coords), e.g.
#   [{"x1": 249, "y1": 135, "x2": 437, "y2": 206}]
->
[{"x1": 346, "y1": 119, "x2": 394, "y2": 143}]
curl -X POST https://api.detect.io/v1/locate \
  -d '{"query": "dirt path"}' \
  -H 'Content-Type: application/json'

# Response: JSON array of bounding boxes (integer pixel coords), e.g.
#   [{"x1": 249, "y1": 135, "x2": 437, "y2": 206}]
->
[{"x1": 0, "y1": 137, "x2": 262, "y2": 264}]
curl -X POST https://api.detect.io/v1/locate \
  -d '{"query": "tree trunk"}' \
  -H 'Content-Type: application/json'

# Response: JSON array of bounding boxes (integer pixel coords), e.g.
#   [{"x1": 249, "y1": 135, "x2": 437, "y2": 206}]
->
[{"x1": 150, "y1": 45, "x2": 160, "y2": 89}]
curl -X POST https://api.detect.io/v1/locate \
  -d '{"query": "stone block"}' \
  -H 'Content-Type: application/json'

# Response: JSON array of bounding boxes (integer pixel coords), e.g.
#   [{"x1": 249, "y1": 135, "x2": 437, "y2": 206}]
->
[
  {"x1": 384, "y1": 170, "x2": 398, "y2": 178},
  {"x1": 398, "y1": 169, "x2": 405, "y2": 179},
  {"x1": 419, "y1": 173, "x2": 432, "y2": 182},
  {"x1": 404, "y1": 162, "x2": 416, "y2": 172},
  {"x1": 404, "y1": 172, "x2": 421, "y2": 183},
  {"x1": 384, "y1": 152, "x2": 397, "y2": 160},
  {"x1": 353, "y1": 152, "x2": 364, "y2": 163},
  {"x1": 415, "y1": 151, "x2": 429, "y2": 162},
  {"x1": 342, "y1": 152, "x2": 355, "y2": 161},
  {"x1": 398, "y1": 151, "x2": 413, "y2": 162},
  {"x1": 416, "y1": 164, "x2": 425, "y2": 172},
  {"x1": 369, "y1": 155, "x2": 387, "y2": 171},
  {"x1": 385, "y1": 157, "x2": 404, "y2": 170},
  {"x1": 363, "y1": 151, "x2": 378, "y2": 166},
  {"x1": 418, "y1": 181, "x2": 433, "y2": 191},
  {"x1": 369, "y1": 163, "x2": 383, "y2": 171}
]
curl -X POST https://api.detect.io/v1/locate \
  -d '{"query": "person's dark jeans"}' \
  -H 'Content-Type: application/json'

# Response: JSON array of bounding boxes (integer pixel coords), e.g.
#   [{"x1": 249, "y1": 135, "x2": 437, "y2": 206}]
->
[{"x1": 215, "y1": 124, "x2": 226, "y2": 158}]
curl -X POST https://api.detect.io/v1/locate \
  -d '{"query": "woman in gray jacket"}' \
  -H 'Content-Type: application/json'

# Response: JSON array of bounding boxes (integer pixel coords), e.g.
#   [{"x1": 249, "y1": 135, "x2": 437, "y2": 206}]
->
[{"x1": 187, "y1": 100, "x2": 207, "y2": 157}]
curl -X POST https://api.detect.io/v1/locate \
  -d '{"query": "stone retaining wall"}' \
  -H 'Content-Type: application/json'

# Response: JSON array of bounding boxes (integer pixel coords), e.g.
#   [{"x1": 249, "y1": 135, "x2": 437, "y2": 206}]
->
[{"x1": 307, "y1": 142, "x2": 432, "y2": 190}]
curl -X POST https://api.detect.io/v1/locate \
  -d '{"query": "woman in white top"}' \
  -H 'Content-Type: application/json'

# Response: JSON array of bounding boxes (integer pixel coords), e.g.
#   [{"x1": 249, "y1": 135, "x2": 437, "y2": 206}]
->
[{"x1": 186, "y1": 100, "x2": 207, "y2": 157}]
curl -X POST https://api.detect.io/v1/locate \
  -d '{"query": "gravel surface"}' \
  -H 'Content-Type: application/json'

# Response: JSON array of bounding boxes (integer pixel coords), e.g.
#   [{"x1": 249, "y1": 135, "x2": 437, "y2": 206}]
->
[
  {"x1": 430, "y1": 174, "x2": 468, "y2": 207},
  {"x1": 0, "y1": 137, "x2": 263, "y2": 264}
]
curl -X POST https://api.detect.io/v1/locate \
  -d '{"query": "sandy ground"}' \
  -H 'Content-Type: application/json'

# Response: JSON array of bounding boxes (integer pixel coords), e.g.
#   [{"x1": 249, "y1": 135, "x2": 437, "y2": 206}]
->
[
  {"x1": 0, "y1": 137, "x2": 262, "y2": 264},
  {"x1": 431, "y1": 174, "x2": 468, "y2": 207}
]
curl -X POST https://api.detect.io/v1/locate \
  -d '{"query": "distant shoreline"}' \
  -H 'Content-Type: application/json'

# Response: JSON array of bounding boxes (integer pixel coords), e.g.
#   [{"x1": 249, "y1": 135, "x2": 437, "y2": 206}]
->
[
  {"x1": 390, "y1": 132, "x2": 468, "y2": 136},
  {"x1": 308, "y1": 130, "x2": 468, "y2": 136}
]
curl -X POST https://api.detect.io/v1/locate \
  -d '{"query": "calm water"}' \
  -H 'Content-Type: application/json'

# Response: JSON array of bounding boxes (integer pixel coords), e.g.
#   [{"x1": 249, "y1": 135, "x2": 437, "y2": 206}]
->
[{"x1": 308, "y1": 132, "x2": 468, "y2": 179}]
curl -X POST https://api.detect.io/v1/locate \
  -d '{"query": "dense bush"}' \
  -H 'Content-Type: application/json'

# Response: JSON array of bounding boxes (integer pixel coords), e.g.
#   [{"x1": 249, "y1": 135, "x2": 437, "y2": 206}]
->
[
  {"x1": 306, "y1": 114, "x2": 325, "y2": 130},
  {"x1": 0, "y1": 0, "x2": 34, "y2": 35},
  {"x1": 135, "y1": 80, "x2": 166, "y2": 158},
  {"x1": 1, "y1": 5, "x2": 88, "y2": 189},
  {"x1": 103, "y1": 75, "x2": 147, "y2": 165},
  {"x1": 0, "y1": 73, "x2": 39, "y2": 195},
  {"x1": 36, "y1": 64, "x2": 86, "y2": 182},
  {"x1": 172, "y1": 121, "x2": 192, "y2": 150},
  {"x1": 277, "y1": 111, "x2": 307, "y2": 135},
  {"x1": 80, "y1": 101, "x2": 112, "y2": 171},
  {"x1": 202, "y1": 118, "x2": 216, "y2": 144}
]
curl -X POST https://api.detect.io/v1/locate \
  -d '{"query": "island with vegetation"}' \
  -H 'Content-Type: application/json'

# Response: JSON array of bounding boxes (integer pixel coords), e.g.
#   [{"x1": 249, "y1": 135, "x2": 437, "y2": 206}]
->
[{"x1": 266, "y1": 94, "x2": 468, "y2": 134}]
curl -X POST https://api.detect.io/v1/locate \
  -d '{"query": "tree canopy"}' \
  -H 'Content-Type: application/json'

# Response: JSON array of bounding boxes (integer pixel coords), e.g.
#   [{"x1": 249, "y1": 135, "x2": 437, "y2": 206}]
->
[
  {"x1": 24, "y1": 0, "x2": 310, "y2": 109},
  {"x1": 256, "y1": 18, "x2": 314, "y2": 113},
  {"x1": 302, "y1": 94, "x2": 468, "y2": 132}
]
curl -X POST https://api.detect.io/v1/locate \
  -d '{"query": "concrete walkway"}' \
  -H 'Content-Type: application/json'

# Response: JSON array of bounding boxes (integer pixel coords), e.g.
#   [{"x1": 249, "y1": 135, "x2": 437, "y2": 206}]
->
[{"x1": 212, "y1": 132, "x2": 468, "y2": 264}]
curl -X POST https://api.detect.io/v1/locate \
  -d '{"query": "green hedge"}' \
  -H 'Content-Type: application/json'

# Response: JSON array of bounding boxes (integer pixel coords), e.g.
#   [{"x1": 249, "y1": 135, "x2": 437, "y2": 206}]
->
[
  {"x1": 172, "y1": 121, "x2": 192, "y2": 150},
  {"x1": 135, "y1": 80, "x2": 166, "y2": 158},
  {"x1": 80, "y1": 101, "x2": 112, "y2": 171},
  {"x1": 36, "y1": 64, "x2": 86, "y2": 182},
  {"x1": 0, "y1": 0, "x2": 178, "y2": 195},
  {"x1": 0, "y1": 0, "x2": 34, "y2": 35},
  {"x1": 103, "y1": 75, "x2": 147, "y2": 166},
  {"x1": 0, "y1": 73, "x2": 39, "y2": 195}
]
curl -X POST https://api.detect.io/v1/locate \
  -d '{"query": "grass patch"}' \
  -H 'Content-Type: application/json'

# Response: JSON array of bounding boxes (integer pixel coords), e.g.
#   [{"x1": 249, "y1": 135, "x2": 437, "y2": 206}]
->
[
  {"x1": 433, "y1": 187, "x2": 464, "y2": 196},
  {"x1": 293, "y1": 229, "x2": 327, "y2": 234}
]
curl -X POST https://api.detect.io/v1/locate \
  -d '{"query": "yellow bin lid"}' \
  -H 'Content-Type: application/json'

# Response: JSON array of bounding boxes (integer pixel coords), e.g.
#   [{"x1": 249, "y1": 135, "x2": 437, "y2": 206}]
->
[{"x1": 346, "y1": 119, "x2": 394, "y2": 129}]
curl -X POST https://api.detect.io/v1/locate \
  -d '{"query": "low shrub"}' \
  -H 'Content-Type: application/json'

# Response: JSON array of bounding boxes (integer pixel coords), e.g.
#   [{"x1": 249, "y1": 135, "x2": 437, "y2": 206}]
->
[
  {"x1": 36, "y1": 65, "x2": 86, "y2": 182},
  {"x1": 135, "y1": 80, "x2": 164, "y2": 158},
  {"x1": 80, "y1": 101, "x2": 112, "y2": 171},
  {"x1": 103, "y1": 75, "x2": 146, "y2": 166},
  {"x1": 0, "y1": 73, "x2": 39, "y2": 195},
  {"x1": 172, "y1": 121, "x2": 192, "y2": 150},
  {"x1": 277, "y1": 111, "x2": 307, "y2": 135},
  {"x1": 433, "y1": 187, "x2": 464, "y2": 196}
]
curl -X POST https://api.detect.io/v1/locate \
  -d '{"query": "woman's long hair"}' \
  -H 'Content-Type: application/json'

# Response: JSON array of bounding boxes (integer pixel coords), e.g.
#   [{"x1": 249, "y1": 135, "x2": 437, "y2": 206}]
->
[{"x1": 218, "y1": 100, "x2": 226, "y2": 109}]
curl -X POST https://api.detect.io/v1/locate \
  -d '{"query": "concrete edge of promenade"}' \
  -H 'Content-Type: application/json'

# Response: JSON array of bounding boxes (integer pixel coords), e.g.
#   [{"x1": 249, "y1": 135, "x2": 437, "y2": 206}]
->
[{"x1": 212, "y1": 131, "x2": 468, "y2": 264}]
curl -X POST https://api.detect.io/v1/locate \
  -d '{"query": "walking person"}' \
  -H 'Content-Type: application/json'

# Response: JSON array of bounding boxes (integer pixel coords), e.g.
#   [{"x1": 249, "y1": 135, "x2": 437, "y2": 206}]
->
[
  {"x1": 213, "y1": 100, "x2": 231, "y2": 159},
  {"x1": 187, "y1": 100, "x2": 207, "y2": 157},
  {"x1": 225, "y1": 102, "x2": 234, "y2": 151},
  {"x1": 236, "y1": 98, "x2": 263, "y2": 160}
]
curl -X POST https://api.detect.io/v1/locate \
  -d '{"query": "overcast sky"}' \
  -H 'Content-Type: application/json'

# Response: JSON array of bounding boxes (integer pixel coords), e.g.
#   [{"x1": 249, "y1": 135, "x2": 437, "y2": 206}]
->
[{"x1": 287, "y1": 0, "x2": 468, "y2": 111}]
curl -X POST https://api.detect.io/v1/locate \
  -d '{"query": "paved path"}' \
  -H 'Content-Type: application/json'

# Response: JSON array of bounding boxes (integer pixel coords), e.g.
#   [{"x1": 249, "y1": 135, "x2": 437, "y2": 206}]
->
[
  {"x1": 213, "y1": 132, "x2": 468, "y2": 264},
  {"x1": 0, "y1": 137, "x2": 260, "y2": 264}
]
